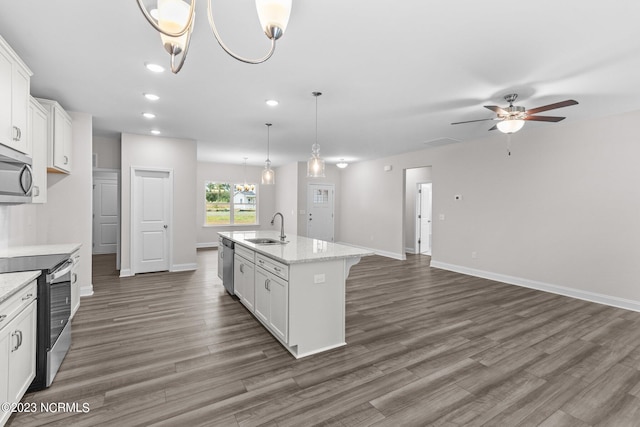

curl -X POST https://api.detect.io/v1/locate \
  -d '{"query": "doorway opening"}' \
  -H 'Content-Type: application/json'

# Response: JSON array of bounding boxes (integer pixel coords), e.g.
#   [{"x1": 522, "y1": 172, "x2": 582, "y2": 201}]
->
[
  {"x1": 404, "y1": 166, "x2": 432, "y2": 257},
  {"x1": 306, "y1": 183, "x2": 335, "y2": 242}
]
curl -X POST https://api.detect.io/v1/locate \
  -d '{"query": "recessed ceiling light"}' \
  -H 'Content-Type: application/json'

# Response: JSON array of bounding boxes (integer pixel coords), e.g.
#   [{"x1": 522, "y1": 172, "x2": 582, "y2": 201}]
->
[
  {"x1": 336, "y1": 159, "x2": 349, "y2": 169},
  {"x1": 142, "y1": 112, "x2": 156, "y2": 119},
  {"x1": 145, "y1": 63, "x2": 165, "y2": 73},
  {"x1": 150, "y1": 129, "x2": 161, "y2": 135},
  {"x1": 144, "y1": 93, "x2": 160, "y2": 101},
  {"x1": 266, "y1": 99, "x2": 279, "y2": 107}
]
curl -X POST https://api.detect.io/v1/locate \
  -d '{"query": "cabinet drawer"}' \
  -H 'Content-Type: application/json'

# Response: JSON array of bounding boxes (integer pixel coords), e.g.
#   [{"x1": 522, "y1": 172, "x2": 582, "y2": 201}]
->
[
  {"x1": 235, "y1": 244, "x2": 255, "y2": 263},
  {"x1": 256, "y1": 254, "x2": 288, "y2": 281},
  {"x1": 0, "y1": 280, "x2": 37, "y2": 331}
]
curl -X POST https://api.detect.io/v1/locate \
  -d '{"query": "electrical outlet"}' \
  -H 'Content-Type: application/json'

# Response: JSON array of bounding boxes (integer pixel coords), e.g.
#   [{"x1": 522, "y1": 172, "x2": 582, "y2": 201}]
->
[
  {"x1": 314, "y1": 274, "x2": 326, "y2": 284},
  {"x1": 439, "y1": 214, "x2": 445, "y2": 221},
  {"x1": 471, "y1": 251, "x2": 477, "y2": 259}
]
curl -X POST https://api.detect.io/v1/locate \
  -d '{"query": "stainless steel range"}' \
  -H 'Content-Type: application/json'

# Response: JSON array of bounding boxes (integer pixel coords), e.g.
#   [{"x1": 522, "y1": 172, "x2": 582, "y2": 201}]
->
[{"x1": 0, "y1": 253, "x2": 74, "y2": 391}]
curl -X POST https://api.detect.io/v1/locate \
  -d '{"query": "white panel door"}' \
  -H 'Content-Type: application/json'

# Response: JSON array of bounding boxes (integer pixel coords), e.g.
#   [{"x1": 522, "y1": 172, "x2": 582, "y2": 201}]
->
[
  {"x1": 307, "y1": 184, "x2": 335, "y2": 242},
  {"x1": 419, "y1": 183, "x2": 432, "y2": 255},
  {"x1": 93, "y1": 178, "x2": 119, "y2": 254},
  {"x1": 133, "y1": 169, "x2": 171, "y2": 274}
]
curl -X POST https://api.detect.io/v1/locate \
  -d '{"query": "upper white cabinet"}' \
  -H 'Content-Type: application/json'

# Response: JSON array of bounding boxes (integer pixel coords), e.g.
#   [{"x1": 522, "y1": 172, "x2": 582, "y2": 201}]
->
[
  {"x1": 35, "y1": 98, "x2": 73, "y2": 174},
  {"x1": 29, "y1": 97, "x2": 48, "y2": 203},
  {"x1": 0, "y1": 35, "x2": 32, "y2": 155}
]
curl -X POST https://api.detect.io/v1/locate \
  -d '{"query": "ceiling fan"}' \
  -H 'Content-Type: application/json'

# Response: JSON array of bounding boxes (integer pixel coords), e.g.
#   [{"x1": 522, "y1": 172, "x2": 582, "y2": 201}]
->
[{"x1": 451, "y1": 94, "x2": 578, "y2": 134}]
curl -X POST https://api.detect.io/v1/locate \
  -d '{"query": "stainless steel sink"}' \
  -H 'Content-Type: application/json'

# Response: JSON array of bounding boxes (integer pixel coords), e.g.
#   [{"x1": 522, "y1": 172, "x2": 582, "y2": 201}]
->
[{"x1": 245, "y1": 238, "x2": 288, "y2": 245}]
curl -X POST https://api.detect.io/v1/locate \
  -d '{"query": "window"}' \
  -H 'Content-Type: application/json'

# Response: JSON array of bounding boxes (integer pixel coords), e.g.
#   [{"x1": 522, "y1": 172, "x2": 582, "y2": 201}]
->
[{"x1": 205, "y1": 182, "x2": 257, "y2": 225}]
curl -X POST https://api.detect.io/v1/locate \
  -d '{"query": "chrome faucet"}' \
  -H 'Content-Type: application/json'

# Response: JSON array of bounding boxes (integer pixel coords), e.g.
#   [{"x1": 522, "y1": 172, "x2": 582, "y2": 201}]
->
[{"x1": 270, "y1": 212, "x2": 286, "y2": 241}]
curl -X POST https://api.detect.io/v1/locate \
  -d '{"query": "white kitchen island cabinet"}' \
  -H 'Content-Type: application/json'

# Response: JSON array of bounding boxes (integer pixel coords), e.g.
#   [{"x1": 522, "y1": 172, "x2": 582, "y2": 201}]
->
[{"x1": 219, "y1": 231, "x2": 372, "y2": 359}]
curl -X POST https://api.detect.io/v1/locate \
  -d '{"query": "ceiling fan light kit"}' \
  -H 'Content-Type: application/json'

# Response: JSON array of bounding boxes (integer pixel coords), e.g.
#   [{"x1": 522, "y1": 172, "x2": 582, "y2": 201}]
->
[
  {"x1": 452, "y1": 93, "x2": 578, "y2": 134},
  {"x1": 136, "y1": 0, "x2": 292, "y2": 73}
]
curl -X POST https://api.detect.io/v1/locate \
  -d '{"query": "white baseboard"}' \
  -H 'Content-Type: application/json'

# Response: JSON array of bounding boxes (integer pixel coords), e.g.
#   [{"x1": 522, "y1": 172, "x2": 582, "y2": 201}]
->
[
  {"x1": 80, "y1": 284, "x2": 94, "y2": 297},
  {"x1": 405, "y1": 247, "x2": 417, "y2": 255},
  {"x1": 197, "y1": 242, "x2": 218, "y2": 249},
  {"x1": 335, "y1": 241, "x2": 405, "y2": 261},
  {"x1": 171, "y1": 263, "x2": 197, "y2": 272},
  {"x1": 119, "y1": 268, "x2": 132, "y2": 278},
  {"x1": 430, "y1": 260, "x2": 640, "y2": 313}
]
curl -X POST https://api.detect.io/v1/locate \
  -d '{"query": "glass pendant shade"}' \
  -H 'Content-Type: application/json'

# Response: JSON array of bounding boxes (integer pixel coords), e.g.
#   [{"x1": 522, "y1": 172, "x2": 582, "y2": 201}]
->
[
  {"x1": 262, "y1": 162, "x2": 275, "y2": 185},
  {"x1": 262, "y1": 123, "x2": 275, "y2": 185},
  {"x1": 497, "y1": 118, "x2": 525, "y2": 134},
  {"x1": 255, "y1": 0, "x2": 292, "y2": 39},
  {"x1": 307, "y1": 155, "x2": 326, "y2": 178},
  {"x1": 158, "y1": 0, "x2": 190, "y2": 54}
]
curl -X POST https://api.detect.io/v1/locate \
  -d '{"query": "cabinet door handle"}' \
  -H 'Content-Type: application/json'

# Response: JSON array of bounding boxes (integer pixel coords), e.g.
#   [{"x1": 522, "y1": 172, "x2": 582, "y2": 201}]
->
[
  {"x1": 259, "y1": 259, "x2": 265, "y2": 265},
  {"x1": 64, "y1": 155, "x2": 69, "y2": 165},
  {"x1": 11, "y1": 330, "x2": 22, "y2": 352},
  {"x1": 274, "y1": 267, "x2": 282, "y2": 272},
  {"x1": 265, "y1": 279, "x2": 271, "y2": 291},
  {"x1": 13, "y1": 126, "x2": 21, "y2": 141},
  {"x1": 22, "y1": 293, "x2": 33, "y2": 301},
  {"x1": 240, "y1": 264, "x2": 244, "y2": 274},
  {"x1": 33, "y1": 186, "x2": 40, "y2": 197},
  {"x1": 72, "y1": 273, "x2": 78, "y2": 284},
  {"x1": 0, "y1": 314, "x2": 6, "y2": 323}
]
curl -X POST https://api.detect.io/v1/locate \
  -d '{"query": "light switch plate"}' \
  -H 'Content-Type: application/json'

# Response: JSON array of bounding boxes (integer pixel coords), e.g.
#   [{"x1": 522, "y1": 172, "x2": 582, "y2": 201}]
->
[{"x1": 314, "y1": 274, "x2": 326, "y2": 284}]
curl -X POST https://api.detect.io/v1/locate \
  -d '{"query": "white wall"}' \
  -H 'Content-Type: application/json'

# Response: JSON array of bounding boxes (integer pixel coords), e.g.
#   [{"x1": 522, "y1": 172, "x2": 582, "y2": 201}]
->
[
  {"x1": 120, "y1": 133, "x2": 197, "y2": 274},
  {"x1": 275, "y1": 162, "x2": 299, "y2": 236},
  {"x1": 339, "y1": 109, "x2": 640, "y2": 309},
  {"x1": 92, "y1": 134, "x2": 121, "y2": 170},
  {"x1": 196, "y1": 161, "x2": 276, "y2": 247},
  {"x1": 405, "y1": 167, "x2": 432, "y2": 253}
]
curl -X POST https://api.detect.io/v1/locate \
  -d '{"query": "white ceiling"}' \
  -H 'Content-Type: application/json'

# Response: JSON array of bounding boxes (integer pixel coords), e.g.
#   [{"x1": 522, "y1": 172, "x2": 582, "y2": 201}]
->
[{"x1": 2, "y1": 1, "x2": 640, "y2": 167}]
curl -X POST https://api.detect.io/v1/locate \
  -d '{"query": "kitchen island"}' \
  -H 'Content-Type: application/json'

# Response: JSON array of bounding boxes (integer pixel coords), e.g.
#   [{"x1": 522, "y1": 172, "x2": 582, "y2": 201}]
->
[{"x1": 218, "y1": 231, "x2": 372, "y2": 358}]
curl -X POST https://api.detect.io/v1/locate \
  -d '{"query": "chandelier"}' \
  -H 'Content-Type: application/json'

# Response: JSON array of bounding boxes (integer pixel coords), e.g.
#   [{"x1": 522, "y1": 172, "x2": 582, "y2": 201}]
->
[{"x1": 136, "y1": 0, "x2": 292, "y2": 73}]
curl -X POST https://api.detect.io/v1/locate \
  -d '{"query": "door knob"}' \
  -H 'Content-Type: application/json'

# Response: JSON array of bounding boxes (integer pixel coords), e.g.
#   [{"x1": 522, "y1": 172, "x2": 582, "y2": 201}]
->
[{"x1": 164, "y1": 225, "x2": 168, "y2": 229}]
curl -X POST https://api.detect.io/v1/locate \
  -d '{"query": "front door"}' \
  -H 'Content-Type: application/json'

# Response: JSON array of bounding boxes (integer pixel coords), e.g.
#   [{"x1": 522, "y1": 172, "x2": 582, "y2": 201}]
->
[
  {"x1": 307, "y1": 183, "x2": 335, "y2": 242},
  {"x1": 132, "y1": 168, "x2": 172, "y2": 274}
]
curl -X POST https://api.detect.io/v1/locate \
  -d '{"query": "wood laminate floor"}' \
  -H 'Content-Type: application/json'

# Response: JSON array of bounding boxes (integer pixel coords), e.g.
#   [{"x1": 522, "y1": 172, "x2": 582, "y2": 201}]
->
[{"x1": 8, "y1": 250, "x2": 640, "y2": 426}]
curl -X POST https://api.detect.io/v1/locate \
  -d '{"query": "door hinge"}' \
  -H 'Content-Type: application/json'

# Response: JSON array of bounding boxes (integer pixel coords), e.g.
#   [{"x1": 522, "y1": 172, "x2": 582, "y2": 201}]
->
[
  {"x1": 418, "y1": 238, "x2": 421, "y2": 244},
  {"x1": 418, "y1": 214, "x2": 421, "y2": 219}
]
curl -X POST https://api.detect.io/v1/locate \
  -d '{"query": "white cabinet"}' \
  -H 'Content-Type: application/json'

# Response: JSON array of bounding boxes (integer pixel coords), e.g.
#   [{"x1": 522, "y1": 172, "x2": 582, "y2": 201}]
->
[
  {"x1": 29, "y1": 97, "x2": 48, "y2": 203},
  {"x1": 255, "y1": 260, "x2": 288, "y2": 344},
  {"x1": 0, "y1": 280, "x2": 37, "y2": 427},
  {"x1": 217, "y1": 237, "x2": 223, "y2": 280},
  {"x1": 234, "y1": 245, "x2": 255, "y2": 312},
  {"x1": 35, "y1": 98, "x2": 72, "y2": 174},
  {"x1": 0, "y1": 36, "x2": 32, "y2": 155},
  {"x1": 71, "y1": 250, "x2": 81, "y2": 318},
  {"x1": 6, "y1": 301, "x2": 36, "y2": 405}
]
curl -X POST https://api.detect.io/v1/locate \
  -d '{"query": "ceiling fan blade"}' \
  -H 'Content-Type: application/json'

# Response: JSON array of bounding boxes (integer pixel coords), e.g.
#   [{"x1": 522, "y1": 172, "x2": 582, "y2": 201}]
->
[
  {"x1": 484, "y1": 105, "x2": 508, "y2": 115},
  {"x1": 525, "y1": 100, "x2": 578, "y2": 115},
  {"x1": 451, "y1": 118, "x2": 497, "y2": 125},
  {"x1": 524, "y1": 115, "x2": 566, "y2": 122},
  {"x1": 488, "y1": 124, "x2": 498, "y2": 131}
]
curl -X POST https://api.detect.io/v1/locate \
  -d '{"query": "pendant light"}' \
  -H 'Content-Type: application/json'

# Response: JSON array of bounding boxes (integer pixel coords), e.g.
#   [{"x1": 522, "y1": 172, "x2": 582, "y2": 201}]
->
[
  {"x1": 307, "y1": 92, "x2": 326, "y2": 178},
  {"x1": 136, "y1": 0, "x2": 292, "y2": 74},
  {"x1": 262, "y1": 123, "x2": 275, "y2": 185}
]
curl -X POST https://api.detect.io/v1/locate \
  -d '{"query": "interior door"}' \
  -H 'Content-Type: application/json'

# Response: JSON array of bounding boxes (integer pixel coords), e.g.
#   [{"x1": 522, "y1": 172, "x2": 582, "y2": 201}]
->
[
  {"x1": 307, "y1": 183, "x2": 335, "y2": 242},
  {"x1": 93, "y1": 177, "x2": 119, "y2": 254},
  {"x1": 418, "y1": 183, "x2": 432, "y2": 255},
  {"x1": 132, "y1": 169, "x2": 171, "y2": 274}
]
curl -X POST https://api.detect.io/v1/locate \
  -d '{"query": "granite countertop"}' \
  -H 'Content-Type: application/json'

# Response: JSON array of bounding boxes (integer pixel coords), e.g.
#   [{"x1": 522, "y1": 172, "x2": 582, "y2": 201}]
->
[
  {"x1": 218, "y1": 231, "x2": 373, "y2": 265},
  {"x1": 0, "y1": 271, "x2": 41, "y2": 304},
  {"x1": 0, "y1": 243, "x2": 82, "y2": 258}
]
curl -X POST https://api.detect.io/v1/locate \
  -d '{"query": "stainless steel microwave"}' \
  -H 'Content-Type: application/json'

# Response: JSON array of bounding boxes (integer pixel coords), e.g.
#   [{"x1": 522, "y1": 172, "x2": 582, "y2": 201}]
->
[{"x1": 0, "y1": 144, "x2": 33, "y2": 204}]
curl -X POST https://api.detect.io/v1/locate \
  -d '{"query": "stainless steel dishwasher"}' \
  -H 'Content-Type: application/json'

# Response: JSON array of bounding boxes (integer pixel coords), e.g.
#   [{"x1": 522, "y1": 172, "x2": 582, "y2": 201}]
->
[{"x1": 221, "y1": 238, "x2": 235, "y2": 295}]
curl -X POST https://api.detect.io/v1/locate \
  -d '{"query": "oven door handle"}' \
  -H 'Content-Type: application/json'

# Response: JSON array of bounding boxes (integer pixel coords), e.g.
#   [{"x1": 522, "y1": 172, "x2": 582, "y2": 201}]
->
[{"x1": 47, "y1": 259, "x2": 74, "y2": 283}]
